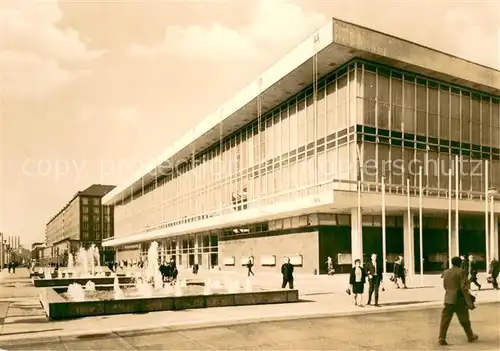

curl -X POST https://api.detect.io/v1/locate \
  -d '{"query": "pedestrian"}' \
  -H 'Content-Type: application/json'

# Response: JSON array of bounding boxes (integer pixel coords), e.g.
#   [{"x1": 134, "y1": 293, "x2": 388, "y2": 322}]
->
[
  {"x1": 7, "y1": 262, "x2": 11, "y2": 274},
  {"x1": 488, "y1": 258, "x2": 499, "y2": 290},
  {"x1": 365, "y1": 253, "x2": 383, "y2": 307},
  {"x1": 393, "y1": 256, "x2": 407, "y2": 289},
  {"x1": 11, "y1": 261, "x2": 15, "y2": 274},
  {"x1": 438, "y1": 256, "x2": 478, "y2": 346},
  {"x1": 349, "y1": 259, "x2": 366, "y2": 307},
  {"x1": 326, "y1": 256, "x2": 335, "y2": 275},
  {"x1": 281, "y1": 257, "x2": 294, "y2": 289},
  {"x1": 466, "y1": 255, "x2": 481, "y2": 290},
  {"x1": 246, "y1": 256, "x2": 255, "y2": 276}
]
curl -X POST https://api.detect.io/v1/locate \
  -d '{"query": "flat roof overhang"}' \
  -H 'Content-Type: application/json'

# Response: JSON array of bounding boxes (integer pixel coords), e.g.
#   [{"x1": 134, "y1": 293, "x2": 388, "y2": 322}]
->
[{"x1": 103, "y1": 18, "x2": 500, "y2": 206}]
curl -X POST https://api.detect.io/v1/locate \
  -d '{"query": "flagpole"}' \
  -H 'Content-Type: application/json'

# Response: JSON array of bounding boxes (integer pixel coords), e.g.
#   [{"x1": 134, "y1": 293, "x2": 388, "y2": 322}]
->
[
  {"x1": 419, "y1": 166, "x2": 423, "y2": 286},
  {"x1": 382, "y1": 175, "x2": 387, "y2": 274},
  {"x1": 406, "y1": 177, "x2": 411, "y2": 277},
  {"x1": 448, "y1": 168, "x2": 452, "y2": 268},
  {"x1": 490, "y1": 190, "x2": 494, "y2": 269},
  {"x1": 454, "y1": 156, "x2": 459, "y2": 257},
  {"x1": 485, "y1": 160, "x2": 490, "y2": 268}
]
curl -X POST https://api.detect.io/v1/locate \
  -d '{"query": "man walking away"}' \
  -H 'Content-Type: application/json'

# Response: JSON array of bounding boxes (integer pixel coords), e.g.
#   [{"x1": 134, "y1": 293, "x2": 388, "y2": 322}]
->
[
  {"x1": 366, "y1": 253, "x2": 383, "y2": 307},
  {"x1": 393, "y1": 256, "x2": 407, "y2": 289},
  {"x1": 439, "y1": 256, "x2": 478, "y2": 346},
  {"x1": 246, "y1": 257, "x2": 255, "y2": 276},
  {"x1": 326, "y1": 256, "x2": 335, "y2": 275},
  {"x1": 281, "y1": 257, "x2": 294, "y2": 289},
  {"x1": 467, "y1": 255, "x2": 481, "y2": 290},
  {"x1": 488, "y1": 258, "x2": 500, "y2": 290}
]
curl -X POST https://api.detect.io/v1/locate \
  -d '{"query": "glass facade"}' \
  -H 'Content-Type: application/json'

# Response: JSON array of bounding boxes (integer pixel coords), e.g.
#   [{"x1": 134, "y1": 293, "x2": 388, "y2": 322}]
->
[
  {"x1": 113, "y1": 59, "x2": 500, "y2": 239},
  {"x1": 114, "y1": 60, "x2": 361, "y2": 238},
  {"x1": 357, "y1": 62, "x2": 500, "y2": 194}
]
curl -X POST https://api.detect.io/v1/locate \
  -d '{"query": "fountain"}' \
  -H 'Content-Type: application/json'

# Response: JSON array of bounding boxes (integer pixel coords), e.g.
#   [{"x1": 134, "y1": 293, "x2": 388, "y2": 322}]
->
[
  {"x1": 244, "y1": 278, "x2": 253, "y2": 293},
  {"x1": 67, "y1": 283, "x2": 85, "y2": 302},
  {"x1": 154, "y1": 270, "x2": 163, "y2": 290},
  {"x1": 76, "y1": 247, "x2": 89, "y2": 278},
  {"x1": 38, "y1": 240, "x2": 299, "y2": 321},
  {"x1": 145, "y1": 241, "x2": 159, "y2": 283},
  {"x1": 68, "y1": 253, "x2": 74, "y2": 272},
  {"x1": 85, "y1": 281, "x2": 96, "y2": 291},
  {"x1": 211, "y1": 280, "x2": 223, "y2": 289},
  {"x1": 174, "y1": 281, "x2": 183, "y2": 297},
  {"x1": 204, "y1": 278, "x2": 212, "y2": 295},
  {"x1": 113, "y1": 275, "x2": 124, "y2": 299},
  {"x1": 136, "y1": 280, "x2": 153, "y2": 297}
]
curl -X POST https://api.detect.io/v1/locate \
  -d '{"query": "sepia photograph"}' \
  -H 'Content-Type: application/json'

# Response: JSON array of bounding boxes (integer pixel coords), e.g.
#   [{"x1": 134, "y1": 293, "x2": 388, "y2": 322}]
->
[{"x1": 0, "y1": 0, "x2": 499, "y2": 350}]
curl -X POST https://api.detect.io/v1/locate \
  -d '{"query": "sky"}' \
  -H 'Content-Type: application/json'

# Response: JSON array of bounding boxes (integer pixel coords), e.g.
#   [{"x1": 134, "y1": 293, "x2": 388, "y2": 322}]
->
[{"x1": 1, "y1": 0, "x2": 499, "y2": 248}]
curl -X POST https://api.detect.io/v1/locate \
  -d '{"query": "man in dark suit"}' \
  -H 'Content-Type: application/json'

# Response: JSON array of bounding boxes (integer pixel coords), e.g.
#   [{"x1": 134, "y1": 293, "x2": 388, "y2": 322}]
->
[
  {"x1": 281, "y1": 257, "x2": 294, "y2": 289},
  {"x1": 438, "y1": 256, "x2": 478, "y2": 346},
  {"x1": 489, "y1": 258, "x2": 500, "y2": 290},
  {"x1": 365, "y1": 253, "x2": 383, "y2": 307}
]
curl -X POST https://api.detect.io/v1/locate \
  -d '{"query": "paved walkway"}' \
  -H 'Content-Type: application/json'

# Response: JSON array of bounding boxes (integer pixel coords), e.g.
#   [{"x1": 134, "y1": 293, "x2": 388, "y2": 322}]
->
[
  {"x1": 2, "y1": 304, "x2": 499, "y2": 350},
  {"x1": 0, "y1": 268, "x2": 499, "y2": 344}
]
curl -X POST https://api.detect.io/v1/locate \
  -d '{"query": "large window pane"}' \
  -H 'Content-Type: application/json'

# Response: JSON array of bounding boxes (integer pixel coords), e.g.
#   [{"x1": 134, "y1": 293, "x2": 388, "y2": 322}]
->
[
  {"x1": 378, "y1": 73, "x2": 390, "y2": 103},
  {"x1": 440, "y1": 88, "x2": 450, "y2": 139},
  {"x1": 462, "y1": 95, "x2": 471, "y2": 143},
  {"x1": 482, "y1": 99, "x2": 491, "y2": 146},
  {"x1": 363, "y1": 99, "x2": 376, "y2": 126},
  {"x1": 337, "y1": 75, "x2": 348, "y2": 130},
  {"x1": 363, "y1": 142, "x2": 376, "y2": 182},
  {"x1": 471, "y1": 98, "x2": 481, "y2": 144},
  {"x1": 364, "y1": 70, "x2": 376, "y2": 100},
  {"x1": 281, "y1": 109, "x2": 289, "y2": 152},
  {"x1": 298, "y1": 99, "x2": 306, "y2": 146},
  {"x1": 289, "y1": 103, "x2": 298, "y2": 149},
  {"x1": 390, "y1": 146, "x2": 402, "y2": 186},
  {"x1": 326, "y1": 82, "x2": 336, "y2": 134},
  {"x1": 317, "y1": 88, "x2": 326, "y2": 138}
]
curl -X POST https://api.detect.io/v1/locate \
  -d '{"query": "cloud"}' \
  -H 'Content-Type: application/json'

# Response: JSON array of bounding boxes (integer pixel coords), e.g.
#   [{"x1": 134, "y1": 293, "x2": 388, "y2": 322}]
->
[
  {"x1": 0, "y1": 0, "x2": 104, "y2": 99},
  {"x1": 128, "y1": 0, "x2": 325, "y2": 61}
]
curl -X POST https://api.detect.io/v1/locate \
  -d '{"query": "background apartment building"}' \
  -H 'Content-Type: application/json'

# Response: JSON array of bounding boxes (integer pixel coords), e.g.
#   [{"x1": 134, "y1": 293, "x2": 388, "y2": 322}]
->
[{"x1": 45, "y1": 184, "x2": 115, "y2": 265}]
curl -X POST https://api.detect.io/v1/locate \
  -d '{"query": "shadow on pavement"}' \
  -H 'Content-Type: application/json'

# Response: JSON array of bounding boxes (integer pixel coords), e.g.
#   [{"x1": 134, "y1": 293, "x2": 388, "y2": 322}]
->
[
  {"x1": 4, "y1": 317, "x2": 49, "y2": 325},
  {"x1": 0, "y1": 328, "x2": 63, "y2": 336},
  {"x1": 302, "y1": 292, "x2": 335, "y2": 297},
  {"x1": 380, "y1": 300, "x2": 433, "y2": 307},
  {"x1": 404, "y1": 286, "x2": 434, "y2": 290}
]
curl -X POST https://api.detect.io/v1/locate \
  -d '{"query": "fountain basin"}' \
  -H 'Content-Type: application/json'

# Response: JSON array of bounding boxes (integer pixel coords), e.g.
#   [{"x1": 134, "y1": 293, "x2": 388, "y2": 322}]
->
[
  {"x1": 39, "y1": 287, "x2": 299, "y2": 320},
  {"x1": 32, "y1": 276, "x2": 135, "y2": 288}
]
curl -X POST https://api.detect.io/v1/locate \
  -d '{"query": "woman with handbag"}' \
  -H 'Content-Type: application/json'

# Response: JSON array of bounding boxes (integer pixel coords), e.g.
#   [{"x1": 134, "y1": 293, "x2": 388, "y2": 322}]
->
[{"x1": 349, "y1": 259, "x2": 367, "y2": 307}]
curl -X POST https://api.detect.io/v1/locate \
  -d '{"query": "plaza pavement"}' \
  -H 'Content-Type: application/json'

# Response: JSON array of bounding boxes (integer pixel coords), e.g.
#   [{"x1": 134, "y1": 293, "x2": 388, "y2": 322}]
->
[
  {"x1": 1, "y1": 304, "x2": 499, "y2": 350},
  {"x1": 0, "y1": 268, "x2": 499, "y2": 345}
]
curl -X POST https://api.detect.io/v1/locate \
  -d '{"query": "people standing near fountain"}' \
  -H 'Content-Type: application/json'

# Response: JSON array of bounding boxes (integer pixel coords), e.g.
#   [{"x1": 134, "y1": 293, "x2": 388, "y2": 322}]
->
[
  {"x1": 281, "y1": 257, "x2": 294, "y2": 289},
  {"x1": 159, "y1": 261, "x2": 168, "y2": 281}
]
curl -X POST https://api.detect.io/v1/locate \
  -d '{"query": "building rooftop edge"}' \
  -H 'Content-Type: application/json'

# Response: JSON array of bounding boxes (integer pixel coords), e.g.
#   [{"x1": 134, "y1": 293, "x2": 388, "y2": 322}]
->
[{"x1": 103, "y1": 17, "x2": 499, "y2": 206}]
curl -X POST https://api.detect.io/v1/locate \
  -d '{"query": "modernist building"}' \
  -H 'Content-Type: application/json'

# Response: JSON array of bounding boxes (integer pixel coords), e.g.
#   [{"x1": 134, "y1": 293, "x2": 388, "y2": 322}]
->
[
  {"x1": 31, "y1": 242, "x2": 45, "y2": 264},
  {"x1": 45, "y1": 184, "x2": 116, "y2": 264},
  {"x1": 102, "y1": 19, "x2": 500, "y2": 276}
]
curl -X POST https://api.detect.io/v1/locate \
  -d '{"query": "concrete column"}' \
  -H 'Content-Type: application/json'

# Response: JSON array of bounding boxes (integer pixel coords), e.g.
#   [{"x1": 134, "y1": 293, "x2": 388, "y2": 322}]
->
[
  {"x1": 175, "y1": 238, "x2": 181, "y2": 267},
  {"x1": 350, "y1": 208, "x2": 363, "y2": 264},
  {"x1": 491, "y1": 214, "x2": 499, "y2": 260},
  {"x1": 450, "y1": 212, "x2": 459, "y2": 259},
  {"x1": 194, "y1": 235, "x2": 200, "y2": 265},
  {"x1": 403, "y1": 211, "x2": 415, "y2": 277}
]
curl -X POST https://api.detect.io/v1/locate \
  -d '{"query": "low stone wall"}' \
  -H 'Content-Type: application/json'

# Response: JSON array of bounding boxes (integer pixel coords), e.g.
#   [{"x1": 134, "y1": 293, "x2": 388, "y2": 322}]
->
[
  {"x1": 33, "y1": 277, "x2": 135, "y2": 288},
  {"x1": 40, "y1": 288, "x2": 299, "y2": 320}
]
